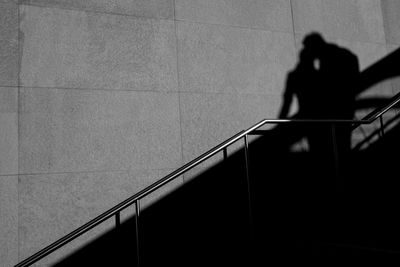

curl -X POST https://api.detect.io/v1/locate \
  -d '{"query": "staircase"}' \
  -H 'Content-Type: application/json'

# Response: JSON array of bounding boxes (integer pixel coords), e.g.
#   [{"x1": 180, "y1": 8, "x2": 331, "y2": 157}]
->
[{"x1": 14, "y1": 88, "x2": 400, "y2": 266}]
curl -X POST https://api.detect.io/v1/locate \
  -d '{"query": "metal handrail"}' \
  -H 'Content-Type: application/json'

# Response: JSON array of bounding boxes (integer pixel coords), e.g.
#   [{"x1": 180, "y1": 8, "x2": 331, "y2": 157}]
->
[
  {"x1": 353, "y1": 111, "x2": 400, "y2": 151},
  {"x1": 15, "y1": 93, "x2": 400, "y2": 267},
  {"x1": 353, "y1": 91, "x2": 400, "y2": 125}
]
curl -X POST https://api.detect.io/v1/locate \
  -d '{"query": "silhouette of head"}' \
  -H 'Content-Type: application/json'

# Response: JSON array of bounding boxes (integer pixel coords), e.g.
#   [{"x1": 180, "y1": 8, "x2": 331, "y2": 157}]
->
[
  {"x1": 299, "y1": 33, "x2": 326, "y2": 68},
  {"x1": 302, "y1": 33, "x2": 325, "y2": 50}
]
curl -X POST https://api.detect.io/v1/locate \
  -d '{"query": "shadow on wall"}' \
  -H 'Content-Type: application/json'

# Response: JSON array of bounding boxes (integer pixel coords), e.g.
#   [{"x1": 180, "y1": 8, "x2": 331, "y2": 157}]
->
[{"x1": 46, "y1": 33, "x2": 400, "y2": 266}]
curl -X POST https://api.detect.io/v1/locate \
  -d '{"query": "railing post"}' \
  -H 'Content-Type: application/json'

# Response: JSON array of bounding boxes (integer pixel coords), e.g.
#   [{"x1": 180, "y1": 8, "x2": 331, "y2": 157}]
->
[
  {"x1": 243, "y1": 135, "x2": 253, "y2": 236},
  {"x1": 115, "y1": 211, "x2": 121, "y2": 227},
  {"x1": 379, "y1": 116, "x2": 385, "y2": 137},
  {"x1": 135, "y1": 200, "x2": 141, "y2": 267},
  {"x1": 223, "y1": 147, "x2": 228, "y2": 161}
]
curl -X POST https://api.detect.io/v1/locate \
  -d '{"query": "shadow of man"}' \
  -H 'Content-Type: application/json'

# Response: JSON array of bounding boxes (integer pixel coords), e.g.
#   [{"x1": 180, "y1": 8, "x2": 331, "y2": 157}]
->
[{"x1": 278, "y1": 33, "x2": 360, "y2": 193}]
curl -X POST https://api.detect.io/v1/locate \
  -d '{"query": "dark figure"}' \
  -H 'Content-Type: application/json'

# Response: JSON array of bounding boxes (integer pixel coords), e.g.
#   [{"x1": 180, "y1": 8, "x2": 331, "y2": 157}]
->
[
  {"x1": 279, "y1": 33, "x2": 360, "y2": 192},
  {"x1": 279, "y1": 33, "x2": 359, "y2": 121}
]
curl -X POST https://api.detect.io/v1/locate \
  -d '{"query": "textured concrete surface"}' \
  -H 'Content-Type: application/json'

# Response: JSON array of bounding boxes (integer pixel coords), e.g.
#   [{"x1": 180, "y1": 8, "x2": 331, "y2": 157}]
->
[
  {"x1": 19, "y1": 5, "x2": 178, "y2": 91},
  {"x1": 0, "y1": 176, "x2": 18, "y2": 267},
  {"x1": 0, "y1": 2, "x2": 18, "y2": 87},
  {"x1": 18, "y1": 171, "x2": 125, "y2": 265},
  {"x1": 19, "y1": 88, "x2": 182, "y2": 173},
  {"x1": 4, "y1": 1, "x2": 400, "y2": 265},
  {"x1": 387, "y1": 45, "x2": 400, "y2": 95},
  {"x1": 175, "y1": 0, "x2": 292, "y2": 32},
  {"x1": 19, "y1": 0, "x2": 174, "y2": 19},
  {"x1": 18, "y1": 169, "x2": 182, "y2": 265},
  {"x1": 381, "y1": 0, "x2": 400, "y2": 45},
  {"x1": 180, "y1": 92, "x2": 281, "y2": 164},
  {"x1": 177, "y1": 21, "x2": 296, "y2": 95},
  {"x1": 0, "y1": 87, "x2": 18, "y2": 175},
  {"x1": 292, "y1": 0, "x2": 385, "y2": 43}
]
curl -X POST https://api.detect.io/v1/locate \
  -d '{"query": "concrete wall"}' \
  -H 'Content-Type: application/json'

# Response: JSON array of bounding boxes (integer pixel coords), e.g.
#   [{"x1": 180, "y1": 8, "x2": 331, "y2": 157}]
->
[{"x1": 0, "y1": 1, "x2": 399, "y2": 266}]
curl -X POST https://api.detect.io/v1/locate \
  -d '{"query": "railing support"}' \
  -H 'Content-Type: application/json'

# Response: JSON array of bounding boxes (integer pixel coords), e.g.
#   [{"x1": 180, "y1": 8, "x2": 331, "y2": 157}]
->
[
  {"x1": 223, "y1": 147, "x2": 228, "y2": 161},
  {"x1": 379, "y1": 116, "x2": 385, "y2": 137},
  {"x1": 115, "y1": 211, "x2": 121, "y2": 227},
  {"x1": 243, "y1": 135, "x2": 253, "y2": 236},
  {"x1": 135, "y1": 200, "x2": 141, "y2": 267}
]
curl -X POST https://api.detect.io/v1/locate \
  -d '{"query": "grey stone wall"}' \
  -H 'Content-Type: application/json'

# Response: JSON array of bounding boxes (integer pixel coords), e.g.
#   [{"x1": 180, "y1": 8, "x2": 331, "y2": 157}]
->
[{"x1": 0, "y1": 1, "x2": 399, "y2": 266}]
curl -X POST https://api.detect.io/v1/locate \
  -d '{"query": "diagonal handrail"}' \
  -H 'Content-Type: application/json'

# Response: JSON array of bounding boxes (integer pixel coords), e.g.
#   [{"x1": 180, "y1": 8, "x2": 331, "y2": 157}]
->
[
  {"x1": 354, "y1": 112, "x2": 400, "y2": 150},
  {"x1": 15, "y1": 92, "x2": 400, "y2": 267},
  {"x1": 353, "y1": 91, "x2": 400, "y2": 125}
]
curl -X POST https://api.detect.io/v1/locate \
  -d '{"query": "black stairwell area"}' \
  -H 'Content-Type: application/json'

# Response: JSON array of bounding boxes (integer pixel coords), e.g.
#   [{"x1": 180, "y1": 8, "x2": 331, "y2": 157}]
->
[{"x1": 15, "y1": 42, "x2": 400, "y2": 266}]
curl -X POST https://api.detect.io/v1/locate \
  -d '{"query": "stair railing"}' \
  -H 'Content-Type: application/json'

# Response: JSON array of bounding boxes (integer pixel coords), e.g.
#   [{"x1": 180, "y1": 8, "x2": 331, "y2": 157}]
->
[{"x1": 15, "y1": 92, "x2": 400, "y2": 267}]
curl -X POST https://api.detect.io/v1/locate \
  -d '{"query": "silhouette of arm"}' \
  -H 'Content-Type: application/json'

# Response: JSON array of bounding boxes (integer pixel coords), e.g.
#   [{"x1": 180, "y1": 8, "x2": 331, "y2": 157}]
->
[{"x1": 278, "y1": 72, "x2": 295, "y2": 119}]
